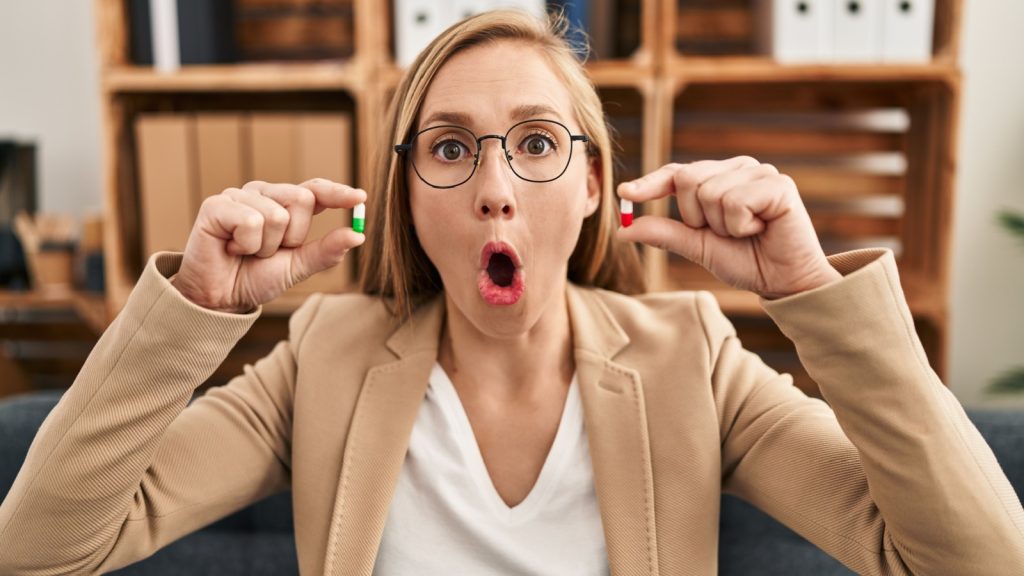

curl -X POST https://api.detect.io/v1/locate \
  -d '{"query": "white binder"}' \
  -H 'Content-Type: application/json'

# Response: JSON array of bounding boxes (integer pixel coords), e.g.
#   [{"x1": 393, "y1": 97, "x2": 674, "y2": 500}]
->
[
  {"x1": 833, "y1": 0, "x2": 881, "y2": 62},
  {"x1": 149, "y1": 0, "x2": 180, "y2": 72},
  {"x1": 880, "y1": 0, "x2": 934, "y2": 62},
  {"x1": 394, "y1": 1, "x2": 547, "y2": 68},
  {"x1": 395, "y1": 0, "x2": 451, "y2": 67},
  {"x1": 756, "y1": 0, "x2": 834, "y2": 63},
  {"x1": 452, "y1": 0, "x2": 491, "y2": 22},
  {"x1": 489, "y1": 0, "x2": 546, "y2": 18}
]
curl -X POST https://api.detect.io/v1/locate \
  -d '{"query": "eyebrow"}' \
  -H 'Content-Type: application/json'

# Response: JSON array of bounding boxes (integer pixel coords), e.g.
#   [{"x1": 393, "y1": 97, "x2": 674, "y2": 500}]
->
[{"x1": 419, "y1": 103, "x2": 565, "y2": 130}]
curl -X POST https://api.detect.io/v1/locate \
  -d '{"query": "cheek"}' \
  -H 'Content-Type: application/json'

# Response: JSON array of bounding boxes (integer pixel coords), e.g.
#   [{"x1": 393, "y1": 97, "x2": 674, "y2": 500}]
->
[
  {"x1": 410, "y1": 188, "x2": 463, "y2": 269},
  {"x1": 526, "y1": 180, "x2": 591, "y2": 253}
]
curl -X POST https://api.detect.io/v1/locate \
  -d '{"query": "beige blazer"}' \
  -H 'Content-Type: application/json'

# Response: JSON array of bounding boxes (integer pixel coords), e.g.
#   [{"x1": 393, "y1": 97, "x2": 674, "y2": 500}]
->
[{"x1": 0, "y1": 247, "x2": 1022, "y2": 575}]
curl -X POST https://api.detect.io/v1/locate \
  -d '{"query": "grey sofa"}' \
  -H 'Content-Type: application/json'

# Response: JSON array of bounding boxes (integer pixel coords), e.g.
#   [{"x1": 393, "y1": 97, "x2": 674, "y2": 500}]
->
[{"x1": 2, "y1": 389, "x2": 1022, "y2": 575}]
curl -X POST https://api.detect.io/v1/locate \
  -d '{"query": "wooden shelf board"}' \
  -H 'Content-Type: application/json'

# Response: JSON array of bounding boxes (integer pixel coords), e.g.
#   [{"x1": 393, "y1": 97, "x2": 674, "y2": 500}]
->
[
  {"x1": 585, "y1": 59, "x2": 655, "y2": 87},
  {"x1": 670, "y1": 56, "x2": 958, "y2": 86},
  {"x1": 103, "y1": 61, "x2": 361, "y2": 93}
]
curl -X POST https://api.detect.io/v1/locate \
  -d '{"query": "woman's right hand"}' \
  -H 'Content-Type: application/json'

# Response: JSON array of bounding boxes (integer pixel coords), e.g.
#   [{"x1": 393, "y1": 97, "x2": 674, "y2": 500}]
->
[{"x1": 169, "y1": 178, "x2": 367, "y2": 313}]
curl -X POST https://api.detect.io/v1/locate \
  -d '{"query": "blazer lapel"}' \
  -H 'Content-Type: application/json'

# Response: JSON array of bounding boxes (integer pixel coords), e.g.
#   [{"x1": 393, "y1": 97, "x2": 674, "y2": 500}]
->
[
  {"x1": 567, "y1": 284, "x2": 660, "y2": 576},
  {"x1": 322, "y1": 286, "x2": 659, "y2": 576},
  {"x1": 322, "y1": 296, "x2": 445, "y2": 576}
]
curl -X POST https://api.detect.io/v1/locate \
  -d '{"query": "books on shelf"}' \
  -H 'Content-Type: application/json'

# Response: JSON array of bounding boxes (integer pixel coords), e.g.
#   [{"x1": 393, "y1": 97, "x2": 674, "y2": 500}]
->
[
  {"x1": 129, "y1": 0, "x2": 355, "y2": 66},
  {"x1": 129, "y1": 0, "x2": 236, "y2": 69},
  {"x1": 134, "y1": 115, "x2": 196, "y2": 254},
  {"x1": 235, "y1": 1, "x2": 354, "y2": 61},
  {"x1": 134, "y1": 112, "x2": 355, "y2": 295}
]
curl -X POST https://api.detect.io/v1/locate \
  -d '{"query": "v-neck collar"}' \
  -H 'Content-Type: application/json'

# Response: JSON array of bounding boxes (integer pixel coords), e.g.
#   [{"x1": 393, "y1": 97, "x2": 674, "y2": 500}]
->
[{"x1": 428, "y1": 361, "x2": 583, "y2": 525}]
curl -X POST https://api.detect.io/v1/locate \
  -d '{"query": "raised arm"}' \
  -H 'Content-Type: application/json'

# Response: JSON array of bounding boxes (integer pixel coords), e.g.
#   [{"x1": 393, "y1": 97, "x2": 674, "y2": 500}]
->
[
  {"x1": 701, "y1": 248, "x2": 1024, "y2": 574},
  {"x1": 0, "y1": 177, "x2": 365, "y2": 574},
  {"x1": 617, "y1": 157, "x2": 1024, "y2": 573}
]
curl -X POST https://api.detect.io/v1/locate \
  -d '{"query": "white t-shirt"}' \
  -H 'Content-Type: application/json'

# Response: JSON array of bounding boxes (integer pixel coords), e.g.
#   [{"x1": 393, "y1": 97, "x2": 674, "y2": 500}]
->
[{"x1": 372, "y1": 362, "x2": 609, "y2": 575}]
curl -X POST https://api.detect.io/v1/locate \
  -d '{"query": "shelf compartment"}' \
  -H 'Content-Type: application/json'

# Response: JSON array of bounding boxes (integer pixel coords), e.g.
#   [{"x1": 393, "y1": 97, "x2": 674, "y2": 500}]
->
[
  {"x1": 655, "y1": 76, "x2": 955, "y2": 379},
  {"x1": 663, "y1": 79, "x2": 954, "y2": 289},
  {"x1": 101, "y1": 90, "x2": 361, "y2": 314}
]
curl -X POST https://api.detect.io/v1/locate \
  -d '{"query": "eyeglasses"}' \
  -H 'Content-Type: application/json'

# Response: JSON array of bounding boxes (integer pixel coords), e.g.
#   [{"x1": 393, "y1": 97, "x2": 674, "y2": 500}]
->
[{"x1": 394, "y1": 118, "x2": 589, "y2": 189}]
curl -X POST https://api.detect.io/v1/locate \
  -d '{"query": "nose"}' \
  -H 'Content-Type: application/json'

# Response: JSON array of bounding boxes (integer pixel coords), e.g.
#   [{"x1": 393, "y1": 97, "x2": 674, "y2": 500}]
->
[{"x1": 474, "y1": 138, "x2": 516, "y2": 219}]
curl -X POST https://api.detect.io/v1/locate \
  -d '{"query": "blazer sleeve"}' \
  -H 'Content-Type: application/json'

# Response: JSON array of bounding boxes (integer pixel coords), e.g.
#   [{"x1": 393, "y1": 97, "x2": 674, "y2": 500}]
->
[
  {"x1": 0, "y1": 251, "x2": 322, "y2": 575},
  {"x1": 703, "y1": 247, "x2": 1024, "y2": 576}
]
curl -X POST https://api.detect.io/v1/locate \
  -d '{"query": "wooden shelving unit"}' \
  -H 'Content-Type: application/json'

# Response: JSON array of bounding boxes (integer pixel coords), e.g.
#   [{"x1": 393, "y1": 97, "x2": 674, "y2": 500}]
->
[
  {"x1": 91, "y1": 0, "x2": 960, "y2": 393},
  {"x1": 652, "y1": 0, "x2": 962, "y2": 392}
]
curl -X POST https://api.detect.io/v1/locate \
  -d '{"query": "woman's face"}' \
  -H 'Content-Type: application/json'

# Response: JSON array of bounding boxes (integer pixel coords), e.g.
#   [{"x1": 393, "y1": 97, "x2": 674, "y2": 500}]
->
[{"x1": 409, "y1": 39, "x2": 600, "y2": 338}]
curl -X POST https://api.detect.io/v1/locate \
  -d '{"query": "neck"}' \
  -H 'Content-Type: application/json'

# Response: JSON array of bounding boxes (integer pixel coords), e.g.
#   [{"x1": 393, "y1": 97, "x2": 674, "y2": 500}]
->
[{"x1": 439, "y1": 281, "x2": 575, "y2": 401}]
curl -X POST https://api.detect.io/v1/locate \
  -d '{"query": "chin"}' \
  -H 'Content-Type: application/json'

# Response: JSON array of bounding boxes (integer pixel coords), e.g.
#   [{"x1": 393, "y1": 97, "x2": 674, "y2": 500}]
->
[{"x1": 442, "y1": 285, "x2": 535, "y2": 340}]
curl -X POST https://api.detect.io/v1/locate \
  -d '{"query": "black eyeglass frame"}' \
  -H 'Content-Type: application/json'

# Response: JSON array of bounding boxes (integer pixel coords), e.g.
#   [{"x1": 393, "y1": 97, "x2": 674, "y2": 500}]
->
[{"x1": 393, "y1": 118, "x2": 590, "y2": 189}]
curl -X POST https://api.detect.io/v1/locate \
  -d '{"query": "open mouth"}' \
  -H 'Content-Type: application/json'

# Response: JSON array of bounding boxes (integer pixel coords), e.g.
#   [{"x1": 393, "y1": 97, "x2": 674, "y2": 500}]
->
[
  {"x1": 478, "y1": 242, "x2": 525, "y2": 306},
  {"x1": 487, "y1": 252, "x2": 516, "y2": 287}
]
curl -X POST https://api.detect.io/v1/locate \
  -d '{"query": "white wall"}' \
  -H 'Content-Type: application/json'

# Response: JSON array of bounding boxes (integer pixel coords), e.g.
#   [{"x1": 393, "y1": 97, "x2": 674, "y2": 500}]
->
[
  {"x1": 950, "y1": 1, "x2": 1024, "y2": 407},
  {"x1": 0, "y1": 1, "x2": 102, "y2": 220},
  {"x1": 0, "y1": 2, "x2": 1022, "y2": 407}
]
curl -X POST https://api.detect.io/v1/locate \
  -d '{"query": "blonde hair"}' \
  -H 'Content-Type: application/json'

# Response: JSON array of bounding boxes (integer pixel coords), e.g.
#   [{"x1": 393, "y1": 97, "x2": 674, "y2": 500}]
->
[{"x1": 359, "y1": 9, "x2": 646, "y2": 317}]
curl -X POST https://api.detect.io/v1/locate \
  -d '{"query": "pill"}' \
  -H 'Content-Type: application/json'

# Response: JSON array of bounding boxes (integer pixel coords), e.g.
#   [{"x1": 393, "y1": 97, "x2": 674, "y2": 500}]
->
[
  {"x1": 353, "y1": 203, "x2": 366, "y2": 233},
  {"x1": 620, "y1": 198, "x2": 633, "y2": 228}
]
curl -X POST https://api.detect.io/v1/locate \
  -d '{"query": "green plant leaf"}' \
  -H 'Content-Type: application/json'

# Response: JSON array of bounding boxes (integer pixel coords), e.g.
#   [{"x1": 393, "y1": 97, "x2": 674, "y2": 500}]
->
[
  {"x1": 997, "y1": 209, "x2": 1024, "y2": 242},
  {"x1": 987, "y1": 366, "x2": 1024, "y2": 394}
]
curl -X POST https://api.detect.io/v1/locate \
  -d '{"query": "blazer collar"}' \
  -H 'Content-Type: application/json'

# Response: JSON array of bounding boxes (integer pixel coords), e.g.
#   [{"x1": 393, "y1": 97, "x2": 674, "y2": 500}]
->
[{"x1": 323, "y1": 284, "x2": 658, "y2": 575}]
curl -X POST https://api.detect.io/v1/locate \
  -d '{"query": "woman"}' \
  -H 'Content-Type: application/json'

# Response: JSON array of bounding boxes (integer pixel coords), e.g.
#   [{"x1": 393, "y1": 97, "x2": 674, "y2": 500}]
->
[{"x1": 1, "y1": 10, "x2": 1022, "y2": 576}]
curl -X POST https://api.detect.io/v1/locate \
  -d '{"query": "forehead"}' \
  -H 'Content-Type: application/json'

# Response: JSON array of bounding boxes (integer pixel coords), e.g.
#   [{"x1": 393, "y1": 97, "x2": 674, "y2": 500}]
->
[{"x1": 417, "y1": 40, "x2": 577, "y2": 130}]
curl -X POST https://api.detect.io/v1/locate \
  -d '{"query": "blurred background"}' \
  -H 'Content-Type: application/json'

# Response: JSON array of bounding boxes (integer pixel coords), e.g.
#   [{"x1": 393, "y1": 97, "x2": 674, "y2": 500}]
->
[{"x1": 0, "y1": 0, "x2": 1021, "y2": 409}]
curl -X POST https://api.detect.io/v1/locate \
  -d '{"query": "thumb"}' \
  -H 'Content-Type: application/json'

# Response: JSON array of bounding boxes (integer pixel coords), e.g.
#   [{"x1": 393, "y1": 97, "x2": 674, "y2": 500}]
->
[
  {"x1": 616, "y1": 215, "x2": 713, "y2": 268},
  {"x1": 289, "y1": 228, "x2": 364, "y2": 285}
]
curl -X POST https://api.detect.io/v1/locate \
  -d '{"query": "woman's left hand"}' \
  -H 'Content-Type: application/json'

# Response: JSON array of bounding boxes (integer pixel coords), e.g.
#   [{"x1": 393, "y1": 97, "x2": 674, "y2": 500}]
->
[{"x1": 616, "y1": 156, "x2": 842, "y2": 300}]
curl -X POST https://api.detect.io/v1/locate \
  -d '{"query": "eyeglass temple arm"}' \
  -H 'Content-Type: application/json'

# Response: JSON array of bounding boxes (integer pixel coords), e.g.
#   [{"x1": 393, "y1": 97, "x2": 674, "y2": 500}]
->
[{"x1": 394, "y1": 144, "x2": 412, "y2": 153}]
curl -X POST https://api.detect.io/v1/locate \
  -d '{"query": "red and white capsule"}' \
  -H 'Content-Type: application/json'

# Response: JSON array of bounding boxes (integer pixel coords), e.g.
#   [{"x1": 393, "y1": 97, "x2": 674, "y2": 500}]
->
[{"x1": 620, "y1": 198, "x2": 633, "y2": 227}]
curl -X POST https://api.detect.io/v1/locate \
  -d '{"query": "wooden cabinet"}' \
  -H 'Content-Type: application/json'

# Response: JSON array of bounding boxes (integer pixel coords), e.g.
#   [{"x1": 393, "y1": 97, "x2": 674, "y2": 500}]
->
[{"x1": 92, "y1": 0, "x2": 960, "y2": 393}]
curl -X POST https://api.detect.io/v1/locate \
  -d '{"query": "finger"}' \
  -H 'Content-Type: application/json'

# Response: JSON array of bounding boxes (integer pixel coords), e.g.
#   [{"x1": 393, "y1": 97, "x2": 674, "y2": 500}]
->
[
  {"x1": 245, "y1": 182, "x2": 316, "y2": 248},
  {"x1": 225, "y1": 188, "x2": 290, "y2": 258},
  {"x1": 616, "y1": 214, "x2": 716, "y2": 269},
  {"x1": 201, "y1": 195, "x2": 265, "y2": 256},
  {"x1": 297, "y1": 177, "x2": 368, "y2": 214},
  {"x1": 289, "y1": 227, "x2": 366, "y2": 285},
  {"x1": 722, "y1": 170, "x2": 803, "y2": 237},
  {"x1": 617, "y1": 156, "x2": 760, "y2": 203},
  {"x1": 721, "y1": 184, "x2": 770, "y2": 237},
  {"x1": 694, "y1": 163, "x2": 779, "y2": 237}
]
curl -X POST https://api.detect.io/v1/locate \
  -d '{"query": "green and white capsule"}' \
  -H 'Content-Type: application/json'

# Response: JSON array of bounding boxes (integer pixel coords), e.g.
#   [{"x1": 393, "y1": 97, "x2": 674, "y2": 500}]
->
[{"x1": 352, "y1": 203, "x2": 366, "y2": 233}]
